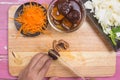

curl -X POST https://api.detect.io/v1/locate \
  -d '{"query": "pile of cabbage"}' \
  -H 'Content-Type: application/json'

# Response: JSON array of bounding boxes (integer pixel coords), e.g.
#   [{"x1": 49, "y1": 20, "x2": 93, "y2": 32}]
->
[{"x1": 85, "y1": 0, "x2": 120, "y2": 45}]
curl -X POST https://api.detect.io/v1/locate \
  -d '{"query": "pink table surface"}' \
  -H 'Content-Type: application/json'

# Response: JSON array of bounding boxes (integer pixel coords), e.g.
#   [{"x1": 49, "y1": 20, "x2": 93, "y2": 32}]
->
[{"x1": 0, "y1": 0, "x2": 120, "y2": 80}]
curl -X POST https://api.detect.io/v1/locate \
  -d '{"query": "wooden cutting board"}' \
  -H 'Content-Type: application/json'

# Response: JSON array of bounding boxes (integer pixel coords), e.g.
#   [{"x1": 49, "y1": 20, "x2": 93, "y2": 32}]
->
[{"x1": 8, "y1": 6, "x2": 116, "y2": 77}]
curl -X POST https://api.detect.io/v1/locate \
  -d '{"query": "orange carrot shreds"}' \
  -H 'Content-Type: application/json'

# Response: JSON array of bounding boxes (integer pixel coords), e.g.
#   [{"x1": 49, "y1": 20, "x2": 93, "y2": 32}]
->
[{"x1": 15, "y1": 2, "x2": 47, "y2": 35}]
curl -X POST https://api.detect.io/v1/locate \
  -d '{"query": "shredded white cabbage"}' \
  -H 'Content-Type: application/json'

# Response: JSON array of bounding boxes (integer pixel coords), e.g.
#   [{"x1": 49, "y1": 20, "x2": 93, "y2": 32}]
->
[
  {"x1": 84, "y1": 0, "x2": 120, "y2": 35},
  {"x1": 116, "y1": 32, "x2": 120, "y2": 38}
]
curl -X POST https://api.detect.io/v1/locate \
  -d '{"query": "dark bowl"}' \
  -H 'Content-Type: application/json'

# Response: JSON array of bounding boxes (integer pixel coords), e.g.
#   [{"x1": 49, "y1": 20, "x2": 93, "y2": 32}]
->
[{"x1": 14, "y1": 2, "x2": 48, "y2": 37}]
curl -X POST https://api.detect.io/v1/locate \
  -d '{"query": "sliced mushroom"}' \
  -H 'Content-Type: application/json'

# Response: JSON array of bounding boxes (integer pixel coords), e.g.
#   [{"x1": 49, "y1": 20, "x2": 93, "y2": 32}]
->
[
  {"x1": 57, "y1": 0, "x2": 71, "y2": 16},
  {"x1": 51, "y1": 7, "x2": 64, "y2": 20},
  {"x1": 61, "y1": 18, "x2": 72, "y2": 30},
  {"x1": 66, "y1": 10, "x2": 80, "y2": 23},
  {"x1": 52, "y1": 39, "x2": 69, "y2": 52},
  {"x1": 58, "y1": 39, "x2": 69, "y2": 50},
  {"x1": 48, "y1": 49, "x2": 60, "y2": 60},
  {"x1": 53, "y1": 19, "x2": 61, "y2": 25}
]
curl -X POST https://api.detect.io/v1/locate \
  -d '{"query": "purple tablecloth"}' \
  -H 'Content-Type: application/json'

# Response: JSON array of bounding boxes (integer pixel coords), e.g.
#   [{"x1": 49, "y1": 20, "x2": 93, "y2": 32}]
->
[{"x1": 0, "y1": 0, "x2": 120, "y2": 80}]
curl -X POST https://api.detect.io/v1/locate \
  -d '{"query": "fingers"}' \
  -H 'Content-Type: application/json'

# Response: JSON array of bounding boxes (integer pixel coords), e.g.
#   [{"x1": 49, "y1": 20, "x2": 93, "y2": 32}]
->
[
  {"x1": 49, "y1": 77, "x2": 59, "y2": 80},
  {"x1": 38, "y1": 59, "x2": 52, "y2": 77},
  {"x1": 33, "y1": 54, "x2": 51, "y2": 71},
  {"x1": 18, "y1": 53, "x2": 52, "y2": 80},
  {"x1": 27, "y1": 53, "x2": 45, "y2": 69}
]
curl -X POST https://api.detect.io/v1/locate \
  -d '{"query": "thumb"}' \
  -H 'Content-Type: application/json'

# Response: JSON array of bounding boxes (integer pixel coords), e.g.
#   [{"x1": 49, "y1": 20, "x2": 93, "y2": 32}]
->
[{"x1": 49, "y1": 77, "x2": 59, "y2": 80}]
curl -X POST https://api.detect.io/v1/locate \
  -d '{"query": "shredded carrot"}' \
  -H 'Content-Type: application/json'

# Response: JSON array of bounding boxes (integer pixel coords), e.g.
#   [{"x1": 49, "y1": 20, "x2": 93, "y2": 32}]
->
[{"x1": 15, "y1": 2, "x2": 47, "y2": 35}]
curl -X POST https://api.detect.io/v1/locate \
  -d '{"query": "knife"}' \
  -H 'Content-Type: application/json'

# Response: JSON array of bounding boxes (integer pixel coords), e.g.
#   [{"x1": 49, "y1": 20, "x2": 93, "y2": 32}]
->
[{"x1": 55, "y1": 54, "x2": 86, "y2": 80}]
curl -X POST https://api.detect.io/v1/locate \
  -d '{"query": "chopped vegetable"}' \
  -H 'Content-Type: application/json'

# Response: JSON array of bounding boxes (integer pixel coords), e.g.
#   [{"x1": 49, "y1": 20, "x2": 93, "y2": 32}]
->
[
  {"x1": 15, "y1": 2, "x2": 47, "y2": 35},
  {"x1": 109, "y1": 30, "x2": 117, "y2": 45},
  {"x1": 109, "y1": 26, "x2": 120, "y2": 45},
  {"x1": 85, "y1": 0, "x2": 120, "y2": 46}
]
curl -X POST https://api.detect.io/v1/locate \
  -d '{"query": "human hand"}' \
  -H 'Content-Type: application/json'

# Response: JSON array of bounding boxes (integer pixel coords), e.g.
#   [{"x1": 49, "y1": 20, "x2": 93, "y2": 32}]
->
[{"x1": 18, "y1": 53, "x2": 54, "y2": 80}]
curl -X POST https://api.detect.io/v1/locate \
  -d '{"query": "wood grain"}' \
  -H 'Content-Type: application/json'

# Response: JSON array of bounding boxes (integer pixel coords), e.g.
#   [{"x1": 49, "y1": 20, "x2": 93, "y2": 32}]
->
[{"x1": 8, "y1": 6, "x2": 116, "y2": 77}]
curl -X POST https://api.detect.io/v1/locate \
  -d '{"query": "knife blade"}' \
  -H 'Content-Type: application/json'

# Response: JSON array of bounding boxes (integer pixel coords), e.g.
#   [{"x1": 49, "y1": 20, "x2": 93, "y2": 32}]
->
[{"x1": 57, "y1": 56, "x2": 85, "y2": 80}]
